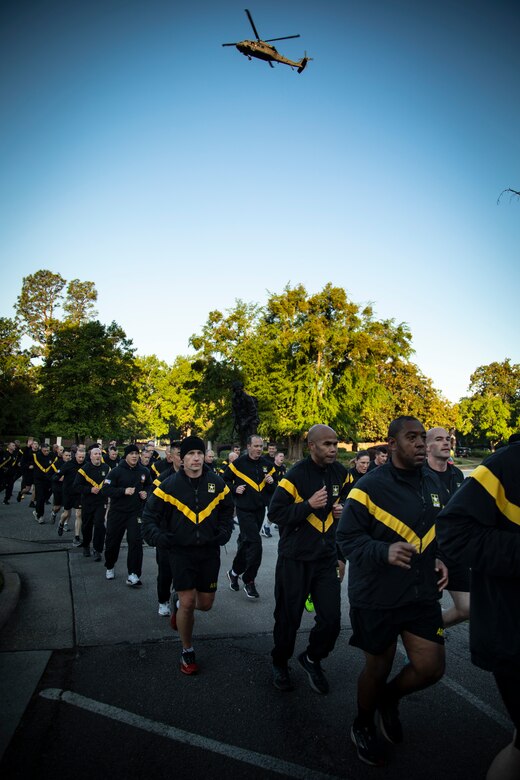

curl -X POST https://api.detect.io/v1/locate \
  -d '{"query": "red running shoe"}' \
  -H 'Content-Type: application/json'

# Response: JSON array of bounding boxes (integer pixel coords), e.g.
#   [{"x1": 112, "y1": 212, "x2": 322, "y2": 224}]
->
[{"x1": 180, "y1": 650, "x2": 198, "y2": 675}]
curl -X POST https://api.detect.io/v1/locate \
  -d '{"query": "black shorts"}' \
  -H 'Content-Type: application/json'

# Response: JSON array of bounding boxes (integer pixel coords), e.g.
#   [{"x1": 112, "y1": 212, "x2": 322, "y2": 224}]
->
[
  {"x1": 63, "y1": 491, "x2": 82, "y2": 510},
  {"x1": 168, "y1": 546, "x2": 220, "y2": 593},
  {"x1": 350, "y1": 601, "x2": 445, "y2": 655},
  {"x1": 21, "y1": 468, "x2": 34, "y2": 488}
]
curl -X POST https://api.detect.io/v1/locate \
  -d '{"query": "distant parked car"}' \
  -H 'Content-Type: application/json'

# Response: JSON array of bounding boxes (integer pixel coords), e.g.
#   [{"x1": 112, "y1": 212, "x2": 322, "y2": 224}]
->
[{"x1": 456, "y1": 446, "x2": 471, "y2": 458}]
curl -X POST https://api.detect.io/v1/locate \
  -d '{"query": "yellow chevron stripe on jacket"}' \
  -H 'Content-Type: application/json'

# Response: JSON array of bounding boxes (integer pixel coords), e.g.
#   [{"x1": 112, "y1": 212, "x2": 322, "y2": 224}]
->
[
  {"x1": 471, "y1": 464, "x2": 520, "y2": 528},
  {"x1": 154, "y1": 485, "x2": 230, "y2": 524},
  {"x1": 278, "y1": 478, "x2": 335, "y2": 534},
  {"x1": 228, "y1": 462, "x2": 274, "y2": 492},
  {"x1": 306, "y1": 511, "x2": 335, "y2": 533},
  {"x1": 77, "y1": 468, "x2": 104, "y2": 490},
  {"x1": 278, "y1": 478, "x2": 304, "y2": 503},
  {"x1": 33, "y1": 453, "x2": 57, "y2": 474},
  {"x1": 0, "y1": 457, "x2": 11, "y2": 470},
  {"x1": 349, "y1": 487, "x2": 436, "y2": 552}
]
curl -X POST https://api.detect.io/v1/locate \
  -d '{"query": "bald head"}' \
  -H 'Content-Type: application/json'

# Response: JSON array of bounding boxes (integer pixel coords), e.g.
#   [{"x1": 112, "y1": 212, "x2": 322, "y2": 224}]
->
[
  {"x1": 308, "y1": 424, "x2": 335, "y2": 444},
  {"x1": 426, "y1": 427, "x2": 449, "y2": 444},
  {"x1": 426, "y1": 427, "x2": 451, "y2": 471},
  {"x1": 307, "y1": 425, "x2": 338, "y2": 467}
]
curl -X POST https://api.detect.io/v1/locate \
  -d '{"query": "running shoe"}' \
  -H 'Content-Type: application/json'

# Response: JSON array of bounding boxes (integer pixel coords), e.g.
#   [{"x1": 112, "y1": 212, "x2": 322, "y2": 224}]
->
[
  {"x1": 298, "y1": 652, "x2": 329, "y2": 694},
  {"x1": 158, "y1": 602, "x2": 171, "y2": 617},
  {"x1": 180, "y1": 650, "x2": 198, "y2": 675},
  {"x1": 57, "y1": 524, "x2": 64, "y2": 537},
  {"x1": 260, "y1": 525, "x2": 272, "y2": 538},
  {"x1": 33, "y1": 510, "x2": 44, "y2": 524},
  {"x1": 72, "y1": 536, "x2": 82, "y2": 546},
  {"x1": 227, "y1": 569, "x2": 239, "y2": 592},
  {"x1": 243, "y1": 580, "x2": 259, "y2": 599},
  {"x1": 105, "y1": 568, "x2": 115, "y2": 580},
  {"x1": 272, "y1": 664, "x2": 294, "y2": 692},
  {"x1": 378, "y1": 694, "x2": 403, "y2": 744},
  {"x1": 351, "y1": 719, "x2": 386, "y2": 767},
  {"x1": 126, "y1": 573, "x2": 142, "y2": 587}
]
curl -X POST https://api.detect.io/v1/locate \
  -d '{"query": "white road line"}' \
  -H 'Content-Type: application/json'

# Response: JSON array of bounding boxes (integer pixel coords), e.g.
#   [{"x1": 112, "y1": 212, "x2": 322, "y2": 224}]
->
[
  {"x1": 396, "y1": 647, "x2": 510, "y2": 731},
  {"x1": 39, "y1": 688, "x2": 340, "y2": 780},
  {"x1": 439, "y1": 676, "x2": 511, "y2": 730}
]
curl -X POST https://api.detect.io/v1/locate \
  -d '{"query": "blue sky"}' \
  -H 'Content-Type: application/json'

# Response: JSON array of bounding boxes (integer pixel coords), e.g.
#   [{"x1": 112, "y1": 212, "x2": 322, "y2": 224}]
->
[{"x1": 1, "y1": 0, "x2": 519, "y2": 403}]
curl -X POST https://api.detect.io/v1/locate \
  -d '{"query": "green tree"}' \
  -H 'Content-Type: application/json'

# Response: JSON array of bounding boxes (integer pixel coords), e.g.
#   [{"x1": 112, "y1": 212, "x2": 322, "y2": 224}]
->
[
  {"x1": 123, "y1": 355, "x2": 203, "y2": 441},
  {"x1": 457, "y1": 395, "x2": 513, "y2": 449},
  {"x1": 468, "y1": 359, "x2": 520, "y2": 403},
  {"x1": 358, "y1": 360, "x2": 455, "y2": 441},
  {"x1": 36, "y1": 320, "x2": 136, "y2": 443},
  {"x1": 456, "y1": 359, "x2": 520, "y2": 448},
  {"x1": 15, "y1": 270, "x2": 66, "y2": 355},
  {"x1": 0, "y1": 317, "x2": 35, "y2": 433},
  {"x1": 190, "y1": 300, "x2": 260, "y2": 440},
  {"x1": 63, "y1": 279, "x2": 98, "y2": 324},
  {"x1": 14, "y1": 270, "x2": 99, "y2": 355},
  {"x1": 191, "y1": 283, "x2": 416, "y2": 458}
]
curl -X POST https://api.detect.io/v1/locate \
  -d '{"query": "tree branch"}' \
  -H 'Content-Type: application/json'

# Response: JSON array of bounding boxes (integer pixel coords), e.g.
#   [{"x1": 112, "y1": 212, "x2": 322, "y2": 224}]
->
[{"x1": 497, "y1": 187, "x2": 520, "y2": 205}]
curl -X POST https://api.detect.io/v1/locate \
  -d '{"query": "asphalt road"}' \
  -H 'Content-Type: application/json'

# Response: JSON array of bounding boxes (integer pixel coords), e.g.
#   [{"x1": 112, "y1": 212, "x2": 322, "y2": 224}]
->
[{"x1": 0, "y1": 482, "x2": 512, "y2": 780}]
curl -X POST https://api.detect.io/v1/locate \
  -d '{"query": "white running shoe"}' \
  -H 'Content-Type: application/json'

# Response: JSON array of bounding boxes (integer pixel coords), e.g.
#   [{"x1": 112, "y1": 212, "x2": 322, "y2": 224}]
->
[
  {"x1": 158, "y1": 602, "x2": 171, "y2": 616},
  {"x1": 126, "y1": 573, "x2": 141, "y2": 587},
  {"x1": 105, "y1": 568, "x2": 115, "y2": 580}
]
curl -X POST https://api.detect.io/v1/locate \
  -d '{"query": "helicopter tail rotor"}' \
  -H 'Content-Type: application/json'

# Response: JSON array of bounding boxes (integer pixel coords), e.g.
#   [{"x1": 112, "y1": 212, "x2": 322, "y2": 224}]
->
[{"x1": 297, "y1": 52, "x2": 312, "y2": 73}]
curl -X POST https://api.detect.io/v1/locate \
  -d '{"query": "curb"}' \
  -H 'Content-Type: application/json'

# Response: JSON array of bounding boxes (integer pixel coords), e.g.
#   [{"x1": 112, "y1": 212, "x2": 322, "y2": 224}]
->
[{"x1": 0, "y1": 561, "x2": 21, "y2": 631}]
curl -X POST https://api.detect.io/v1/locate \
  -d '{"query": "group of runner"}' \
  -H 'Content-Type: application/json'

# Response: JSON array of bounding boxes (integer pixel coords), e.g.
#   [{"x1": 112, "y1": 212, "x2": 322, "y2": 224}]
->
[{"x1": 1, "y1": 424, "x2": 518, "y2": 775}]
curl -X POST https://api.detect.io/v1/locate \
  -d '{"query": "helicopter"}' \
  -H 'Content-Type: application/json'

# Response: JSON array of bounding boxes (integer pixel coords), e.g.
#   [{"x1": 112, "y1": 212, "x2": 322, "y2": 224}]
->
[{"x1": 222, "y1": 9, "x2": 311, "y2": 73}]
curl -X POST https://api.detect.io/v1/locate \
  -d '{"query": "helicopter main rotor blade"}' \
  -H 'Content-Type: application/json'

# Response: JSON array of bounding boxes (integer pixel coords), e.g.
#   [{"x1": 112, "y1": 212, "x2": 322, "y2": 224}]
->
[
  {"x1": 245, "y1": 9, "x2": 261, "y2": 41},
  {"x1": 264, "y1": 35, "x2": 301, "y2": 42},
  {"x1": 222, "y1": 42, "x2": 239, "y2": 46}
]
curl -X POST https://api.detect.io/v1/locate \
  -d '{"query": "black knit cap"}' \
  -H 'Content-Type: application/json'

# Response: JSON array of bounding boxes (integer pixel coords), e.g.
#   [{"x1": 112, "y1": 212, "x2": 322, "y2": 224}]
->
[
  {"x1": 180, "y1": 436, "x2": 205, "y2": 459},
  {"x1": 124, "y1": 444, "x2": 140, "y2": 456}
]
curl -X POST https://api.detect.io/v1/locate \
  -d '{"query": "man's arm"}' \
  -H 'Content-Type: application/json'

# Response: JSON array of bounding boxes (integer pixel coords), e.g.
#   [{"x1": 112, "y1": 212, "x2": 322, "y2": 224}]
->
[
  {"x1": 437, "y1": 475, "x2": 520, "y2": 578},
  {"x1": 141, "y1": 490, "x2": 173, "y2": 548},
  {"x1": 100, "y1": 469, "x2": 126, "y2": 500},
  {"x1": 214, "y1": 487, "x2": 235, "y2": 545}
]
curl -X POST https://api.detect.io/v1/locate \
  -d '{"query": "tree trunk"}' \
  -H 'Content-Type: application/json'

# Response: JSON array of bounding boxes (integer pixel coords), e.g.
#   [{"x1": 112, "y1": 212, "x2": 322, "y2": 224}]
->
[{"x1": 287, "y1": 434, "x2": 304, "y2": 461}]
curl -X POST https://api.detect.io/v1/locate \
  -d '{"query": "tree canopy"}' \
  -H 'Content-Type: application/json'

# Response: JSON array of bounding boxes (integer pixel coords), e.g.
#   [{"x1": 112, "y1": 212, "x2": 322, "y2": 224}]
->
[
  {"x1": 457, "y1": 359, "x2": 520, "y2": 448},
  {"x1": 122, "y1": 355, "x2": 204, "y2": 441},
  {"x1": 190, "y1": 283, "x2": 453, "y2": 457},
  {"x1": 15, "y1": 269, "x2": 99, "y2": 356},
  {"x1": 1, "y1": 272, "x2": 512, "y2": 450},
  {"x1": 37, "y1": 320, "x2": 136, "y2": 443},
  {"x1": 0, "y1": 317, "x2": 35, "y2": 433}
]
